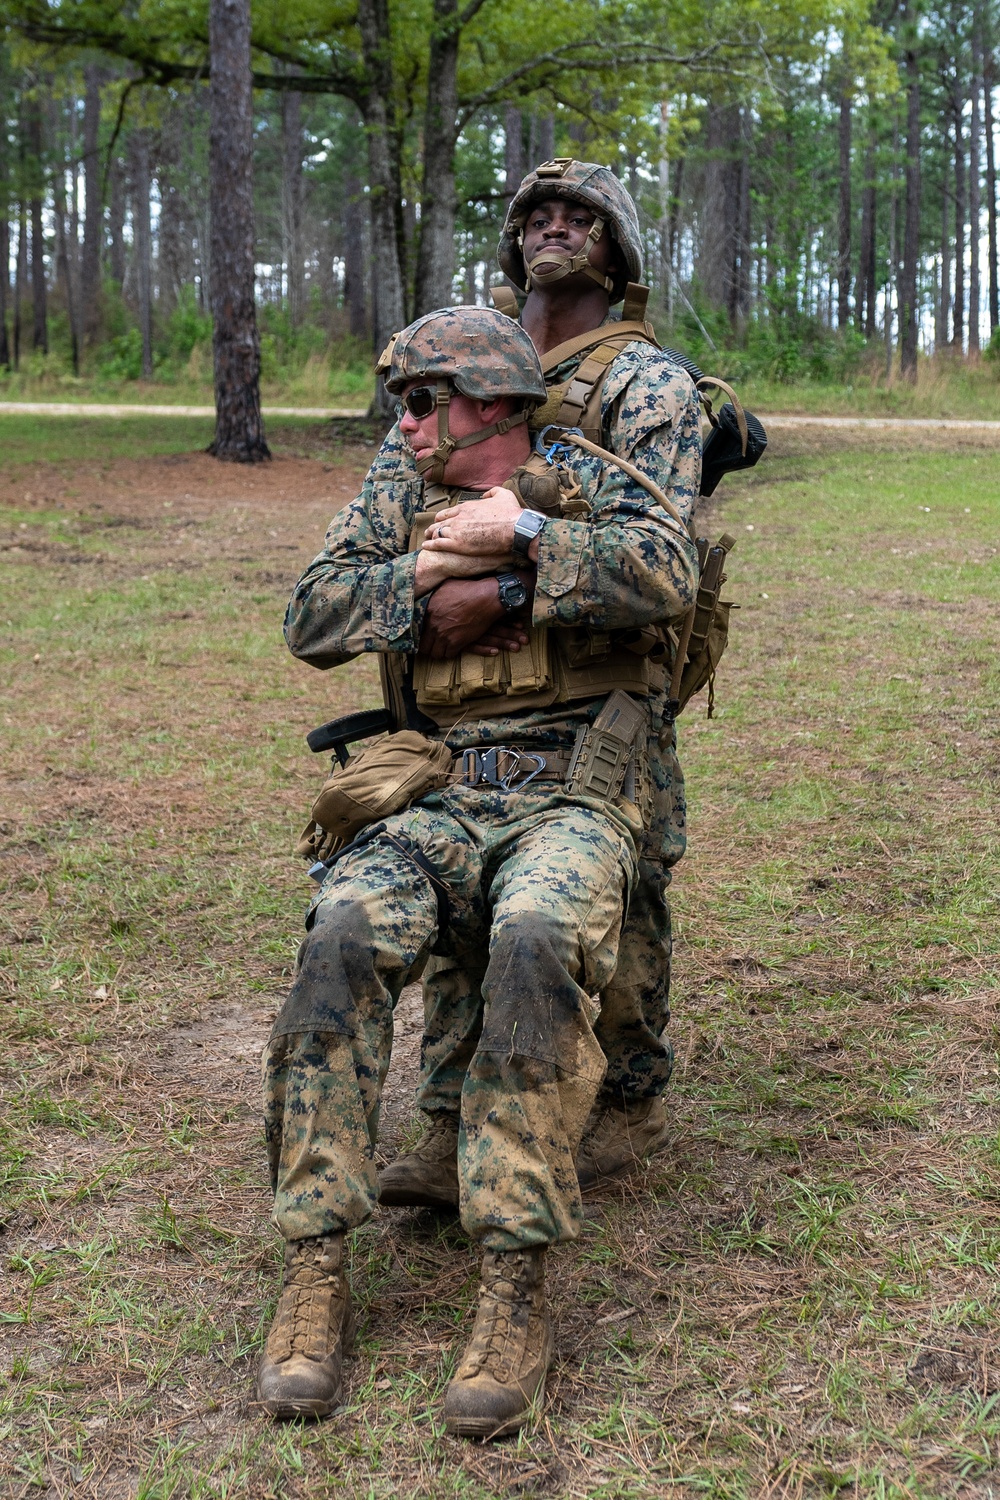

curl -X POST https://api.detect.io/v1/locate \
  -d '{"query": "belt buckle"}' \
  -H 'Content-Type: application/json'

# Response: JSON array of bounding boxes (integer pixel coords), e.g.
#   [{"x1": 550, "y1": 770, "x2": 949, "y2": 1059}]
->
[{"x1": 462, "y1": 746, "x2": 546, "y2": 791}]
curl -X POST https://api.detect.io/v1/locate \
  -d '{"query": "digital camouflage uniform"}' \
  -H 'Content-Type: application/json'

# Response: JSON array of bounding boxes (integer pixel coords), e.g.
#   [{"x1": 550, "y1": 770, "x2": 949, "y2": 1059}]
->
[
  {"x1": 370, "y1": 324, "x2": 701, "y2": 1117},
  {"x1": 265, "y1": 341, "x2": 697, "y2": 1251}
]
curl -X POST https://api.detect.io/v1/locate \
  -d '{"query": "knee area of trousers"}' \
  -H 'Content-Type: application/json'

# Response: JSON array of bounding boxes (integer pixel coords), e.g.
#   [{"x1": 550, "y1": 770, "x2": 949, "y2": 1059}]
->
[{"x1": 486, "y1": 912, "x2": 577, "y2": 987}]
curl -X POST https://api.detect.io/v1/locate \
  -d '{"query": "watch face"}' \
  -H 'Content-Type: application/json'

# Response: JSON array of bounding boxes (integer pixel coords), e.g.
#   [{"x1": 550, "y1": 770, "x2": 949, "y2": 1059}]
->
[{"x1": 498, "y1": 575, "x2": 528, "y2": 610}]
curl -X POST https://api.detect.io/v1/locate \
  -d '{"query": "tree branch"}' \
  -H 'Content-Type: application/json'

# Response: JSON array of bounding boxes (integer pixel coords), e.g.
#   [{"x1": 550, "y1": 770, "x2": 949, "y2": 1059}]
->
[{"x1": 455, "y1": 39, "x2": 735, "y2": 126}]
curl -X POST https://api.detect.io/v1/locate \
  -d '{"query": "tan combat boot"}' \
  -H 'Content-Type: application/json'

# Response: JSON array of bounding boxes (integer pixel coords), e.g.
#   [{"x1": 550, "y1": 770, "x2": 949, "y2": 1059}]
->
[
  {"x1": 377, "y1": 1113, "x2": 460, "y2": 1208},
  {"x1": 576, "y1": 1094, "x2": 670, "y2": 1193},
  {"x1": 443, "y1": 1247, "x2": 554, "y2": 1439},
  {"x1": 256, "y1": 1234, "x2": 355, "y2": 1419}
]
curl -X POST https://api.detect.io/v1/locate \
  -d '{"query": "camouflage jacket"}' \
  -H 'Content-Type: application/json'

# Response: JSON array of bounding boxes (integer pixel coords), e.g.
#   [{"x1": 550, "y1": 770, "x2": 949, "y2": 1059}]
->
[
  {"x1": 285, "y1": 444, "x2": 695, "y2": 681},
  {"x1": 360, "y1": 313, "x2": 702, "y2": 526},
  {"x1": 284, "y1": 321, "x2": 700, "y2": 863}
]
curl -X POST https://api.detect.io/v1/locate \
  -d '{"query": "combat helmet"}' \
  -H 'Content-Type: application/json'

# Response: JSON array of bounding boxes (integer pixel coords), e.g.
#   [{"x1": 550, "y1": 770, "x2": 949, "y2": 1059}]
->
[
  {"x1": 377, "y1": 306, "x2": 546, "y2": 482},
  {"x1": 498, "y1": 158, "x2": 643, "y2": 304}
]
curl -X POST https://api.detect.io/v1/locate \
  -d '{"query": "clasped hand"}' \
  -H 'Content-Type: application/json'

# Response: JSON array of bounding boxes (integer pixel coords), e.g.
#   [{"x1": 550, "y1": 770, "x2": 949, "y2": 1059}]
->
[{"x1": 420, "y1": 486, "x2": 522, "y2": 561}]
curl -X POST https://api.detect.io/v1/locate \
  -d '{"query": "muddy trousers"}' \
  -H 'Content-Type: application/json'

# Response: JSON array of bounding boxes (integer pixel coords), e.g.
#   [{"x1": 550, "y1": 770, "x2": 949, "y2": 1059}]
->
[
  {"x1": 418, "y1": 856, "x2": 675, "y2": 1118},
  {"x1": 263, "y1": 790, "x2": 633, "y2": 1251}
]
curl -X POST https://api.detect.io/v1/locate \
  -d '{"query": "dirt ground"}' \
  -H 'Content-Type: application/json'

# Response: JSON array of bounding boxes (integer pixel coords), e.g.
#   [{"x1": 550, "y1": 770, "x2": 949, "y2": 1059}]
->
[{"x1": 2, "y1": 427, "x2": 1000, "y2": 1499}]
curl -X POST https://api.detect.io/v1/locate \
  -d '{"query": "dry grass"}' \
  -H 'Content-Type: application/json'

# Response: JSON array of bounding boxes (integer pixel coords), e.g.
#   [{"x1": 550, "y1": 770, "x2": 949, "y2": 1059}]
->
[{"x1": 1, "y1": 421, "x2": 998, "y2": 1499}]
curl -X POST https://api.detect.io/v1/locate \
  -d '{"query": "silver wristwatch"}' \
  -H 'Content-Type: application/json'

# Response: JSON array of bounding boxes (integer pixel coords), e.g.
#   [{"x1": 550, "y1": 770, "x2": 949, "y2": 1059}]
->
[{"x1": 511, "y1": 509, "x2": 546, "y2": 561}]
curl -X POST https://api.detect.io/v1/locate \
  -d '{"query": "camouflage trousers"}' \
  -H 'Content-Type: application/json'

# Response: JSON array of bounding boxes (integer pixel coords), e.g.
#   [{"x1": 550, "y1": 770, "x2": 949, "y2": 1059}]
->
[
  {"x1": 263, "y1": 785, "x2": 635, "y2": 1251},
  {"x1": 418, "y1": 857, "x2": 675, "y2": 1118}
]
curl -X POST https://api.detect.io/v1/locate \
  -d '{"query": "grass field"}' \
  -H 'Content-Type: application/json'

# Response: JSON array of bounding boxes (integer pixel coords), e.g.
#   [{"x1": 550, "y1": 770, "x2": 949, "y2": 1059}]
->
[{"x1": 1, "y1": 420, "x2": 999, "y2": 1498}]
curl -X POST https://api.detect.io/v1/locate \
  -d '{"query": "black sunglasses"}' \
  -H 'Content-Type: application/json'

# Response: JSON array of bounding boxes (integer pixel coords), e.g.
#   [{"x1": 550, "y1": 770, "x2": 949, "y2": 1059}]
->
[{"x1": 394, "y1": 385, "x2": 438, "y2": 422}]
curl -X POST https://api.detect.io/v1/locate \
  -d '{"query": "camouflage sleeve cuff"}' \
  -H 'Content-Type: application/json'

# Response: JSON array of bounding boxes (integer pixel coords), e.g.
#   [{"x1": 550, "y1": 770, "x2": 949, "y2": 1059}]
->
[
  {"x1": 530, "y1": 519, "x2": 588, "y2": 620},
  {"x1": 372, "y1": 551, "x2": 425, "y2": 647}
]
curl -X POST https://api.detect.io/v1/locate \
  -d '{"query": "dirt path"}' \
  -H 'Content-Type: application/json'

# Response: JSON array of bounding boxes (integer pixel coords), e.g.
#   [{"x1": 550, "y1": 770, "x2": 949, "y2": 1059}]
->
[{"x1": 2, "y1": 401, "x2": 1000, "y2": 433}]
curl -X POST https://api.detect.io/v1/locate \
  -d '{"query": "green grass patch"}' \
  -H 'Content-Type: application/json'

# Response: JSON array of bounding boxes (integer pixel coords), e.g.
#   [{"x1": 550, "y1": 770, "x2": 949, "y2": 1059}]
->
[{"x1": 1, "y1": 434, "x2": 998, "y2": 1494}]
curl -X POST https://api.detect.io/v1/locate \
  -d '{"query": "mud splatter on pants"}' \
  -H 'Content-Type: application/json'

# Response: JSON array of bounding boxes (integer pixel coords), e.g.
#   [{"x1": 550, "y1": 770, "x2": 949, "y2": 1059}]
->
[{"x1": 263, "y1": 785, "x2": 634, "y2": 1250}]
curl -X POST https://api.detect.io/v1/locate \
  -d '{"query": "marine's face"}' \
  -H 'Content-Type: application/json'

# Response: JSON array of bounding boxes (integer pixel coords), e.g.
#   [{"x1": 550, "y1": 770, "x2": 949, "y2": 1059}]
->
[
  {"x1": 519, "y1": 196, "x2": 620, "y2": 284},
  {"x1": 398, "y1": 380, "x2": 514, "y2": 484}
]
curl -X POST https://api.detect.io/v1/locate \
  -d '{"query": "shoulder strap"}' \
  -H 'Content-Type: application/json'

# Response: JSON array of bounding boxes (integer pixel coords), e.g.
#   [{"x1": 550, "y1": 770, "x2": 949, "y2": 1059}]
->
[
  {"x1": 538, "y1": 320, "x2": 659, "y2": 375},
  {"x1": 620, "y1": 282, "x2": 650, "y2": 321},
  {"x1": 490, "y1": 285, "x2": 521, "y2": 319}
]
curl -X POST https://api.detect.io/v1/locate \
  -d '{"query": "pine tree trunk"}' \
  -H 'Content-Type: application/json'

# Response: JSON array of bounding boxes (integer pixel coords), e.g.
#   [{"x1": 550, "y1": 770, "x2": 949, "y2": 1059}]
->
[
  {"x1": 26, "y1": 99, "x2": 48, "y2": 354},
  {"x1": 53, "y1": 127, "x2": 80, "y2": 376},
  {"x1": 734, "y1": 111, "x2": 752, "y2": 330},
  {"x1": 855, "y1": 131, "x2": 876, "y2": 335},
  {"x1": 505, "y1": 103, "x2": 524, "y2": 201},
  {"x1": 14, "y1": 204, "x2": 25, "y2": 368},
  {"x1": 838, "y1": 86, "x2": 852, "y2": 330},
  {"x1": 899, "y1": 37, "x2": 921, "y2": 380},
  {"x1": 342, "y1": 169, "x2": 368, "y2": 340},
  {"x1": 414, "y1": 0, "x2": 459, "y2": 316},
  {"x1": 81, "y1": 65, "x2": 103, "y2": 343},
  {"x1": 0, "y1": 215, "x2": 9, "y2": 371},
  {"x1": 281, "y1": 86, "x2": 305, "y2": 326},
  {"x1": 207, "y1": 0, "x2": 269, "y2": 462},
  {"x1": 985, "y1": 56, "x2": 999, "y2": 334},
  {"x1": 969, "y1": 12, "x2": 983, "y2": 354},
  {"x1": 108, "y1": 154, "x2": 126, "y2": 286},
  {"x1": 953, "y1": 93, "x2": 966, "y2": 348},
  {"x1": 130, "y1": 129, "x2": 154, "y2": 380},
  {"x1": 0, "y1": 117, "x2": 9, "y2": 369},
  {"x1": 938, "y1": 181, "x2": 951, "y2": 350},
  {"x1": 357, "y1": 0, "x2": 406, "y2": 416},
  {"x1": 699, "y1": 102, "x2": 740, "y2": 317}
]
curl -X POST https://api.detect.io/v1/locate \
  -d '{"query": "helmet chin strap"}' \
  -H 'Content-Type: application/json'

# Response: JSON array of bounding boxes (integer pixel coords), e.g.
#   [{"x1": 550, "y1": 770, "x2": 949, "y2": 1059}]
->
[
  {"x1": 414, "y1": 379, "x2": 530, "y2": 483},
  {"x1": 521, "y1": 215, "x2": 614, "y2": 294}
]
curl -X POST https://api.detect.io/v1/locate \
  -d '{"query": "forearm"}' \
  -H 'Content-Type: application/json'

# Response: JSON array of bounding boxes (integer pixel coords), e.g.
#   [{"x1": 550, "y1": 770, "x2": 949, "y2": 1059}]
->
[{"x1": 532, "y1": 509, "x2": 697, "y2": 632}]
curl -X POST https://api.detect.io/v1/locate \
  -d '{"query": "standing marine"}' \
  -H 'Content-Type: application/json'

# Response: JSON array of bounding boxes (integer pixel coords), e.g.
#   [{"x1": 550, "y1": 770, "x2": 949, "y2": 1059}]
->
[
  {"x1": 258, "y1": 306, "x2": 698, "y2": 1435},
  {"x1": 378, "y1": 159, "x2": 703, "y2": 1209}
]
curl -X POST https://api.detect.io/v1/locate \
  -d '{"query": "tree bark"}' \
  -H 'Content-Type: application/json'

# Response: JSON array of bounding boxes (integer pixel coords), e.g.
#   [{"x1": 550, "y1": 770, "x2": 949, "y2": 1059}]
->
[
  {"x1": 837, "y1": 85, "x2": 852, "y2": 330},
  {"x1": 208, "y1": 0, "x2": 269, "y2": 461},
  {"x1": 504, "y1": 102, "x2": 524, "y2": 200},
  {"x1": 938, "y1": 178, "x2": 951, "y2": 351},
  {"x1": 81, "y1": 65, "x2": 103, "y2": 343},
  {"x1": 281, "y1": 84, "x2": 305, "y2": 325},
  {"x1": 899, "y1": 32, "x2": 921, "y2": 380},
  {"x1": 52, "y1": 121, "x2": 80, "y2": 376},
  {"x1": 356, "y1": 0, "x2": 406, "y2": 415},
  {"x1": 0, "y1": 115, "x2": 9, "y2": 369},
  {"x1": 130, "y1": 129, "x2": 154, "y2": 379},
  {"x1": 855, "y1": 129, "x2": 877, "y2": 336},
  {"x1": 698, "y1": 101, "x2": 740, "y2": 319},
  {"x1": 985, "y1": 54, "x2": 999, "y2": 334},
  {"x1": 733, "y1": 110, "x2": 752, "y2": 329},
  {"x1": 414, "y1": 0, "x2": 460, "y2": 315},
  {"x1": 342, "y1": 168, "x2": 368, "y2": 339},
  {"x1": 14, "y1": 203, "x2": 25, "y2": 368},
  {"x1": 969, "y1": 9, "x2": 983, "y2": 354},
  {"x1": 108, "y1": 152, "x2": 126, "y2": 285},
  {"x1": 953, "y1": 87, "x2": 966, "y2": 348},
  {"x1": 26, "y1": 97, "x2": 48, "y2": 354}
]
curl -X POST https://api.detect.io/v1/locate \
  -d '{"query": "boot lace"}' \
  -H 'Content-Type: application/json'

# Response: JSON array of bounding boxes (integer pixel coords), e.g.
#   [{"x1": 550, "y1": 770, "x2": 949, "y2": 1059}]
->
[
  {"x1": 414, "y1": 1113, "x2": 460, "y2": 1163},
  {"x1": 465, "y1": 1252, "x2": 534, "y2": 1380}
]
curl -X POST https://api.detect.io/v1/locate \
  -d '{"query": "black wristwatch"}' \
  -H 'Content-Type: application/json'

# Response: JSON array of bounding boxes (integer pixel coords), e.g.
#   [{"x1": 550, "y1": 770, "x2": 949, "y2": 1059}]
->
[
  {"x1": 511, "y1": 509, "x2": 546, "y2": 560},
  {"x1": 496, "y1": 572, "x2": 528, "y2": 613}
]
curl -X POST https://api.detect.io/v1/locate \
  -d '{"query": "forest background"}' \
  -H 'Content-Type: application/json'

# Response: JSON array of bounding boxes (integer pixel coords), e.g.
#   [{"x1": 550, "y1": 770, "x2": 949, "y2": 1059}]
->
[{"x1": 0, "y1": 0, "x2": 999, "y2": 418}]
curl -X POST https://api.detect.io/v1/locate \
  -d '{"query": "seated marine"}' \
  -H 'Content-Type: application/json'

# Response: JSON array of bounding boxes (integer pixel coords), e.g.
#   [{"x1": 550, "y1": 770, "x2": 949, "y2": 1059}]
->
[{"x1": 257, "y1": 306, "x2": 697, "y2": 1438}]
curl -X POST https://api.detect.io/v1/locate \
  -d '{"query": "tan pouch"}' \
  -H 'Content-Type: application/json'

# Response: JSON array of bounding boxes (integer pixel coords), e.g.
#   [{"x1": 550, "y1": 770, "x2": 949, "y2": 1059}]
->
[{"x1": 297, "y1": 731, "x2": 453, "y2": 859}]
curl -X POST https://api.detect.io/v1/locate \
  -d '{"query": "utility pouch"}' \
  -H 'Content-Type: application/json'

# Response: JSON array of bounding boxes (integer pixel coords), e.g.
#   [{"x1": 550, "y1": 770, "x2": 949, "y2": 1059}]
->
[
  {"x1": 667, "y1": 533, "x2": 737, "y2": 719},
  {"x1": 567, "y1": 689, "x2": 647, "y2": 802},
  {"x1": 297, "y1": 731, "x2": 453, "y2": 861}
]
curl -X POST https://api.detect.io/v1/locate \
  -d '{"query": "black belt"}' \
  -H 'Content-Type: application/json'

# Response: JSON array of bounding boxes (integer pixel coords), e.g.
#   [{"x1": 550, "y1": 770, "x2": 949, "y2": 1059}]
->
[{"x1": 455, "y1": 745, "x2": 572, "y2": 792}]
